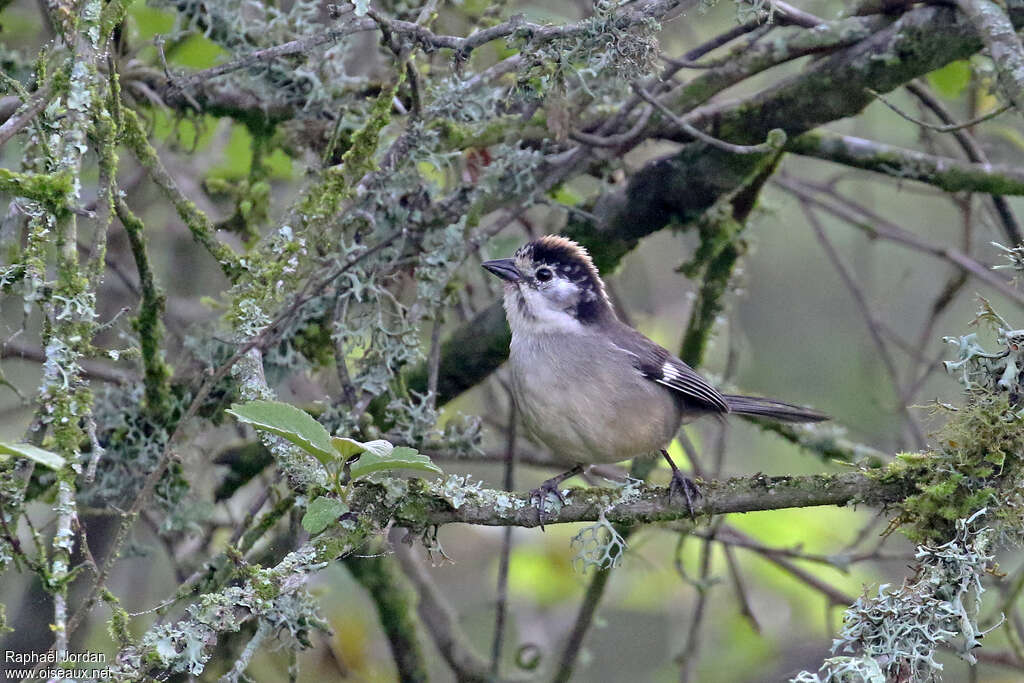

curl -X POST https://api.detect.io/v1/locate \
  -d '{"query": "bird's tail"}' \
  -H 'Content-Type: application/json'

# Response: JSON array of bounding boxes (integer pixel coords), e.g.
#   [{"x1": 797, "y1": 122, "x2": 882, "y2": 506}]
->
[{"x1": 723, "y1": 394, "x2": 829, "y2": 423}]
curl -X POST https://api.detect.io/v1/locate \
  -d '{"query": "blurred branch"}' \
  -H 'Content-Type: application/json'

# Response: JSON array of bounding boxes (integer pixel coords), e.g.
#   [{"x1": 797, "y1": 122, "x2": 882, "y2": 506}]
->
[
  {"x1": 392, "y1": 538, "x2": 524, "y2": 683},
  {"x1": 343, "y1": 542, "x2": 430, "y2": 683},
  {"x1": 954, "y1": 0, "x2": 1024, "y2": 112},
  {"x1": 368, "y1": 0, "x2": 682, "y2": 59},
  {"x1": 551, "y1": 564, "x2": 615, "y2": 683},
  {"x1": 800, "y1": 199, "x2": 926, "y2": 448},
  {"x1": 904, "y1": 80, "x2": 1023, "y2": 245},
  {"x1": 171, "y1": 16, "x2": 376, "y2": 92},
  {"x1": 1, "y1": 338, "x2": 134, "y2": 384},
  {"x1": 120, "y1": 108, "x2": 243, "y2": 280},
  {"x1": 775, "y1": 175, "x2": 1024, "y2": 307},
  {"x1": 752, "y1": 420, "x2": 889, "y2": 466},
  {"x1": 0, "y1": 84, "x2": 52, "y2": 147},
  {"x1": 787, "y1": 130, "x2": 1024, "y2": 196}
]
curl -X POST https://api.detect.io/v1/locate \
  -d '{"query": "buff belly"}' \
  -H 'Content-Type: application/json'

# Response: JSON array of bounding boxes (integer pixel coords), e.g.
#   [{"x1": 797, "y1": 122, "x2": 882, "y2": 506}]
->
[{"x1": 508, "y1": 331, "x2": 682, "y2": 465}]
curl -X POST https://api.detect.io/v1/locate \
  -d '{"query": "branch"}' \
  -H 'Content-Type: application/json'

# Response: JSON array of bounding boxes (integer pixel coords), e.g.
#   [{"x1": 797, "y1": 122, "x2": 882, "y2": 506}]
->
[
  {"x1": 371, "y1": 0, "x2": 682, "y2": 59},
  {"x1": 171, "y1": 18, "x2": 376, "y2": 92},
  {"x1": 787, "y1": 130, "x2": 1024, "y2": 196},
  {"x1": 363, "y1": 471, "x2": 919, "y2": 529},
  {"x1": 392, "y1": 540, "x2": 523, "y2": 683},
  {"x1": 955, "y1": 0, "x2": 1024, "y2": 111},
  {"x1": 343, "y1": 545, "x2": 430, "y2": 682},
  {"x1": 0, "y1": 84, "x2": 52, "y2": 147},
  {"x1": 121, "y1": 108, "x2": 243, "y2": 280},
  {"x1": 905, "y1": 80, "x2": 1024, "y2": 245}
]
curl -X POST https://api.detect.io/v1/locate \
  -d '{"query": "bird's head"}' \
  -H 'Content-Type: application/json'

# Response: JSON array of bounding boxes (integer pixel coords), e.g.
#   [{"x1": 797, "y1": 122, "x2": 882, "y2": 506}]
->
[{"x1": 483, "y1": 235, "x2": 614, "y2": 333}]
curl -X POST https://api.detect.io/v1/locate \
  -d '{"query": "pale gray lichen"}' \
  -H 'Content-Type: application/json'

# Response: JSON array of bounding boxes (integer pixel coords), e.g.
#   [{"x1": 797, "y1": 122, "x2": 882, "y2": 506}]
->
[
  {"x1": 792, "y1": 510, "x2": 999, "y2": 683},
  {"x1": 430, "y1": 474, "x2": 484, "y2": 509},
  {"x1": 992, "y1": 241, "x2": 1024, "y2": 281},
  {"x1": 570, "y1": 510, "x2": 627, "y2": 573},
  {"x1": 942, "y1": 301, "x2": 1023, "y2": 410},
  {"x1": 116, "y1": 545, "x2": 328, "y2": 678}
]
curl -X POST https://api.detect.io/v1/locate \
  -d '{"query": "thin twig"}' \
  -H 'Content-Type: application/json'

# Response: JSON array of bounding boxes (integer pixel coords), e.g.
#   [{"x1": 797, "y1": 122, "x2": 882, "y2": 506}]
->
[
  {"x1": 0, "y1": 84, "x2": 52, "y2": 147},
  {"x1": 775, "y1": 176, "x2": 1024, "y2": 307},
  {"x1": 905, "y1": 81, "x2": 1023, "y2": 245},
  {"x1": 633, "y1": 84, "x2": 782, "y2": 154},
  {"x1": 867, "y1": 87, "x2": 1011, "y2": 132},
  {"x1": 798, "y1": 198, "x2": 926, "y2": 449}
]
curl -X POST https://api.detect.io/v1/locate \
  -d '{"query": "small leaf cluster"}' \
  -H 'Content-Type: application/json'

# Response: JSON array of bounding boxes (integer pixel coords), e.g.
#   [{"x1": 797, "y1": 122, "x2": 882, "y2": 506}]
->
[{"x1": 225, "y1": 400, "x2": 441, "y2": 534}]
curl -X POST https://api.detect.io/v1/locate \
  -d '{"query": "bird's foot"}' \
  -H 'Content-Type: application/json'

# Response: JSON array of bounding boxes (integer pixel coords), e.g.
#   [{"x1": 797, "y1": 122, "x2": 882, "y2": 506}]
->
[
  {"x1": 668, "y1": 470, "x2": 702, "y2": 521},
  {"x1": 661, "y1": 449, "x2": 702, "y2": 521},
  {"x1": 529, "y1": 465, "x2": 583, "y2": 530}
]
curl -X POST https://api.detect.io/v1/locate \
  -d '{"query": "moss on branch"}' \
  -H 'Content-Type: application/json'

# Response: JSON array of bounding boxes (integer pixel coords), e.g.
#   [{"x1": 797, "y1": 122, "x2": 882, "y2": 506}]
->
[
  {"x1": 121, "y1": 108, "x2": 243, "y2": 281},
  {"x1": 0, "y1": 168, "x2": 73, "y2": 212},
  {"x1": 788, "y1": 130, "x2": 1024, "y2": 195},
  {"x1": 340, "y1": 470, "x2": 921, "y2": 530}
]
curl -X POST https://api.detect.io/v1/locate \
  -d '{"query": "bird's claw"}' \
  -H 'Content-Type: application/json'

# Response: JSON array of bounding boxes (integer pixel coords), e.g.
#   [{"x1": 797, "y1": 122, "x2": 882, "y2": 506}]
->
[
  {"x1": 668, "y1": 470, "x2": 702, "y2": 521},
  {"x1": 529, "y1": 479, "x2": 567, "y2": 530}
]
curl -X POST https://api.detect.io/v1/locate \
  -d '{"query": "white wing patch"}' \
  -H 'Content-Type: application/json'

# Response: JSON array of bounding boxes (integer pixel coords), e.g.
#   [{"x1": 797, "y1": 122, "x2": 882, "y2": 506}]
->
[
  {"x1": 654, "y1": 360, "x2": 730, "y2": 412},
  {"x1": 661, "y1": 362, "x2": 683, "y2": 382}
]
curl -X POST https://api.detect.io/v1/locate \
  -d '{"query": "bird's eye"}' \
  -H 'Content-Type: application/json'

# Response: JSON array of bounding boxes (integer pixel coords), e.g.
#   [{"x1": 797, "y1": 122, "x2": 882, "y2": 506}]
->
[{"x1": 535, "y1": 267, "x2": 553, "y2": 282}]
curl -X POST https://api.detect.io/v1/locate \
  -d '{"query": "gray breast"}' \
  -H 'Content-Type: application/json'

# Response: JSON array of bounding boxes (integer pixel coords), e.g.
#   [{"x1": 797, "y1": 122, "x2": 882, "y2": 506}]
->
[{"x1": 508, "y1": 331, "x2": 682, "y2": 465}]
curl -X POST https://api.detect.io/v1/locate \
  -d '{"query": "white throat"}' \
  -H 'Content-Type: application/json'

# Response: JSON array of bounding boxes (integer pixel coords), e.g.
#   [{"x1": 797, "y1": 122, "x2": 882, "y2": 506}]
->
[{"x1": 503, "y1": 283, "x2": 587, "y2": 336}]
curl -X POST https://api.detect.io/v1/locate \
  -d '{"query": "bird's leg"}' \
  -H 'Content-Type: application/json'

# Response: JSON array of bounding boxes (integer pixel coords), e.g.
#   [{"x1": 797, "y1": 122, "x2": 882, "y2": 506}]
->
[
  {"x1": 661, "y1": 449, "x2": 701, "y2": 521},
  {"x1": 529, "y1": 464, "x2": 584, "y2": 530}
]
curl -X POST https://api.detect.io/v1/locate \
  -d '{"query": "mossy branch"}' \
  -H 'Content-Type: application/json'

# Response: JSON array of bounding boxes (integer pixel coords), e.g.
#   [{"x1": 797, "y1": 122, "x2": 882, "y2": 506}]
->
[
  {"x1": 342, "y1": 470, "x2": 920, "y2": 530},
  {"x1": 121, "y1": 108, "x2": 243, "y2": 281},
  {"x1": 115, "y1": 198, "x2": 173, "y2": 418},
  {"x1": 788, "y1": 130, "x2": 1024, "y2": 195},
  {"x1": 0, "y1": 168, "x2": 73, "y2": 211},
  {"x1": 954, "y1": 0, "x2": 1024, "y2": 112}
]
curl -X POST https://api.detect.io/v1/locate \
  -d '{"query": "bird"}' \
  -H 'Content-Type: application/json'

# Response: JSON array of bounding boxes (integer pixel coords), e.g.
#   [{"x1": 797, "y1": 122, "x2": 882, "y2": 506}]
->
[{"x1": 482, "y1": 234, "x2": 827, "y2": 521}]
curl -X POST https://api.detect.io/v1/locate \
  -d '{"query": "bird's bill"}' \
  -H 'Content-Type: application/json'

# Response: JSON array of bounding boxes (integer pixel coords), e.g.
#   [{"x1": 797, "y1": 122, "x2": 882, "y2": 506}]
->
[{"x1": 481, "y1": 258, "x2": 522, "y2": 282}]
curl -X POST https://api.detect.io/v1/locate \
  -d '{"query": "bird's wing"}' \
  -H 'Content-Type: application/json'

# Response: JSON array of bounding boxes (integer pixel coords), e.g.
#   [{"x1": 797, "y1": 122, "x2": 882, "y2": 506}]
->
[{"x1": 607, "y1": 322, "x2": 729, "y2": 413}]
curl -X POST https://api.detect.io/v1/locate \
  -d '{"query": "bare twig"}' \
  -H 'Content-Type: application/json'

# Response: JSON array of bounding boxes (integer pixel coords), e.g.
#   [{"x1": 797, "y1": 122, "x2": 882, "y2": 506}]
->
[
  {"x1": 775, "y1": 176, "x2": 1024, "y2": 307},
  {"x1": 798, "y1": 198, "x2": 926, "y2": 448},
  {"x1": 634, "y1": 84, "x2": 782, "y2": 154},
  {"x1": 867, "y1": 87, "x2": 1011, "y2": 132},
  {"x1": 905, "y1": 81, "x2": 1023, "y2": 245}
]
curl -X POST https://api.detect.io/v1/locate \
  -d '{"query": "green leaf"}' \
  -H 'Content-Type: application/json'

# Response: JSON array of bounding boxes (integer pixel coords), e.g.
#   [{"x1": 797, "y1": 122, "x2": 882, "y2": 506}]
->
[
  {"x1": 331, "y1": 437, "x2": 394, "y2": 459},
  {"x1": 226, "y1": 400, "x2": 334, "y2": 464},
  {"x1": 301, "y1": 496, "x2": 349, "y2": 535},
  {"x1": 348, "y1": 445, "x2": 442, "y2": 481},
  {"x1": 0, "y1": 442, "x2": 65, "y2": 470},
  {"x1": 927, "y1": 60, "x2": 971, "y2": 99}
]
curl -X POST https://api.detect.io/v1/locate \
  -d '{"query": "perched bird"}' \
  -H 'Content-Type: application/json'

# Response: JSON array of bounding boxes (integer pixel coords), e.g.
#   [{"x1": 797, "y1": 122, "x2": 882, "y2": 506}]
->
[{"x1": 482, "y1": 235, "x2": 827, "y2": 519}]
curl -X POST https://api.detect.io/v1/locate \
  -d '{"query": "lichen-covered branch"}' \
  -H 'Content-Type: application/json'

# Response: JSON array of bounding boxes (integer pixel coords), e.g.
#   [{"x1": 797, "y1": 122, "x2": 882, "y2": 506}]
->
[
  {"x1": 345, "y1": 470, "x2": 920, "y2": 530},
  {"x1": 955, "y1": 0, "x2": 1024, "y2": 112},
  {"x1": 787, "y1": 130, "x2": 1024, "y2": 196}
]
